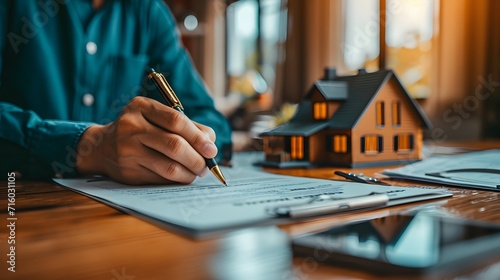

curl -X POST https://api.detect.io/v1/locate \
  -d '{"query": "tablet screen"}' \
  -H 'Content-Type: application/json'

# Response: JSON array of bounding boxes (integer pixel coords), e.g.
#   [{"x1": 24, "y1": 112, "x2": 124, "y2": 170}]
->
[{"x1": 293, "y1": 213, "x2": 500, "y2": 273}]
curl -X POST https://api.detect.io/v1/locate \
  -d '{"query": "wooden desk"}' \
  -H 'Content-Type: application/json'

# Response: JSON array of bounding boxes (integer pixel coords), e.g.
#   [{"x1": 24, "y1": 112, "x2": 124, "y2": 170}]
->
[{"x1": 1, "y1": 141, "x2": 500, "y2": 280}]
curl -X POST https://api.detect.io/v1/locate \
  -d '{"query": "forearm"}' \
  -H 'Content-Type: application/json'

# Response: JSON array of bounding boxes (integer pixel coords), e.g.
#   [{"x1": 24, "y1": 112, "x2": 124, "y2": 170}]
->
[{"x1": 0, "y1": 102, "x2": 93, "y2": 179}]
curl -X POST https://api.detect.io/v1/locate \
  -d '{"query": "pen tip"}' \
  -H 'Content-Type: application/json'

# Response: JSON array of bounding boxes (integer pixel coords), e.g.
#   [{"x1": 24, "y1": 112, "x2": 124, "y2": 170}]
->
[
  {"x1": 210, "y1": 165, "x2": 227, "y2": 187},
  {"x1": 147, "y1": 68, "x2": 156, "y2": 74}
]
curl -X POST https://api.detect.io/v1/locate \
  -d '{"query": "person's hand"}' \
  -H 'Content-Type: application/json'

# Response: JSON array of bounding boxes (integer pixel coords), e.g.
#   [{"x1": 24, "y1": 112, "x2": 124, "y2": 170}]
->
[{"x1": 75, "y1": 97, "x2": 218, "y2": 185}]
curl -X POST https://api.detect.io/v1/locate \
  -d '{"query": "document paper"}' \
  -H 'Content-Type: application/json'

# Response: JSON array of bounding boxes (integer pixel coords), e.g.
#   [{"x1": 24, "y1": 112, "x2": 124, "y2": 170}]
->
[
  {"x1": 383, "y1": 149, "x2": 500, "y2": 192},
  {"x1": 54, "y1": 168, "x2": 450, "y2": 237}
]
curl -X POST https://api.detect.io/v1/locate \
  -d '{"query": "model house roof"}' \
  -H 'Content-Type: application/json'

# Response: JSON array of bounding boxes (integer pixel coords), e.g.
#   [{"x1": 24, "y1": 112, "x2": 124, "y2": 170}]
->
[
  {"x1": 306, "y1": 81, "x2": 348, "y2": 100},
  {"x1": 261, "y1": 69, "x2": 432, "y2": 137}
]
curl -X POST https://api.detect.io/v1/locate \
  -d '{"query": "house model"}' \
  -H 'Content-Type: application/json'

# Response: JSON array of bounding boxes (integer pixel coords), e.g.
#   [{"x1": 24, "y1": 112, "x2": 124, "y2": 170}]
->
[{"x1": 260, "y1": 68, "x2": 432, "y2": 168}]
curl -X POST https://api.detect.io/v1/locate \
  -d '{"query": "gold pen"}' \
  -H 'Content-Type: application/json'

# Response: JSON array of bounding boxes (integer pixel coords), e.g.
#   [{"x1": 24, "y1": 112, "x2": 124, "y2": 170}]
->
[{"x1": 147, "y1": 68, "x2": 227, "y2": 186}]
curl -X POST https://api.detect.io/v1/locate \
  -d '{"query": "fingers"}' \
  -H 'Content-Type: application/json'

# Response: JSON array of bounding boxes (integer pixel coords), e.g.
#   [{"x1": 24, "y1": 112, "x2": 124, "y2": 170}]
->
[
  {"x1": 137, "y1": 146, "x2": 197, "y2": 184},
  {"x1": 111, "y1": 141, "x2": 199, "y2": 185},
  {"x1": 133, "y1": 97, "x2": 218, "y2": 159},
  {"x1": 193, "y1": 121, "x2": 216, "y2": 143},
  {"x1": 138, "y1": 125, "x2": 208, "y2": 177},
  {"x1": 81, "y1": 97, "x2": 220, "y2": 185}
]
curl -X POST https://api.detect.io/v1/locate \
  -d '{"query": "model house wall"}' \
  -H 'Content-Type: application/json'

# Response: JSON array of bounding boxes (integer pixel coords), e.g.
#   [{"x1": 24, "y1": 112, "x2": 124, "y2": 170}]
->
[{"x1": 351, "y1": 78, "x2": 424, "y2": 165}]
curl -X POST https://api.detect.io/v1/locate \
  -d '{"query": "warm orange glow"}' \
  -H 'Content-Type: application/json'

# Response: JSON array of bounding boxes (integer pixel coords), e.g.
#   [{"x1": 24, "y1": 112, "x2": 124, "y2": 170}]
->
[
  {"x1": 291, "y1": 136, "x2": 304, "y2": 159},
  {"x1": 397, "y1": 134, "x2": 411, "y2": 151},
  {"x1": 365, "y1": 135, "x2": 379, "y2": 152},
  {"x1": 333, "y1": 135, "x2": 348, "y2": 153},
  {"x1": 298, "y1": 136, "x2": 303, "y2": 158},
  {"x1": 376, "y1": 101, "x2": 385, "y2": 126},
  {"x1": 313, "y1": 102, "x2": 327, "y2": 120},
  {"x1": 392, "y1": 101, "x2": 401, "y2": 126}
]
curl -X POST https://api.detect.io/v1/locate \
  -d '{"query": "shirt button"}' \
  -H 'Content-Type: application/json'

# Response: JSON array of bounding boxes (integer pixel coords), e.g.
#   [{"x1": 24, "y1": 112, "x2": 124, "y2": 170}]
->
[
  {"x1": 82, "y1": 93, "x2": 95, "y2": 107},
  {"x1": 86, "y1": 42, "x2": 97, "y2": 55}
]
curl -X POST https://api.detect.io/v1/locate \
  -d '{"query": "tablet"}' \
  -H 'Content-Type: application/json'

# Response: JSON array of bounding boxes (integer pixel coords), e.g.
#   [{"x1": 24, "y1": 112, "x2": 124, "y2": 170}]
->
[{"x1": 292, "y1": 212, "x2": 500, "y2": 275}]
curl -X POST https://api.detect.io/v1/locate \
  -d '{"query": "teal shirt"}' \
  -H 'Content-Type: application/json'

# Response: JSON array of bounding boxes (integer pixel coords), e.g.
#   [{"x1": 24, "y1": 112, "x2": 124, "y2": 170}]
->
[{"x1": 0, "y1": 0, "x2": 232, "y2": 179}]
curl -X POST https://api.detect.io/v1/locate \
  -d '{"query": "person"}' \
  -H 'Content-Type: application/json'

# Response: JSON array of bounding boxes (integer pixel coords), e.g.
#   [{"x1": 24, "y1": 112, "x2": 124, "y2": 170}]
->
[{"x1": 0, "y1": 0, "x2": 232, "y2": 185}]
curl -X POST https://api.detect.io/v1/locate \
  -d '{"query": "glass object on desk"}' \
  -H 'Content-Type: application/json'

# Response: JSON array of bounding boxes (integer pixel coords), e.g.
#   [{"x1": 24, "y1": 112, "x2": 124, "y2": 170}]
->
[{"x1": 211, "y1": 226, "x2": 291, "y2": 280}]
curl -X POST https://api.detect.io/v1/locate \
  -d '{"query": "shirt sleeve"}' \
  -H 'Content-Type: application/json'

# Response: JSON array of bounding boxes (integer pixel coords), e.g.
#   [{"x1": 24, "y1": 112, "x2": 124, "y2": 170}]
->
[
  {"x1": 0, "y1": 3, "x2": 93, "y2": 179},
  {"x1": 0, "y1": 103, "x2": 93, "y2": 179},
  {"x1": 145, "y1": 0, "x2": 233, "y2": 162}
]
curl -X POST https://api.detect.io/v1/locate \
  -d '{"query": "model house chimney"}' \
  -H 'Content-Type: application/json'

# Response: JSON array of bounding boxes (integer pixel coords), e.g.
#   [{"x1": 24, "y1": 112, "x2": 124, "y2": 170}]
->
[{"x1": 323, "y1": 68, "x2": 337, "y2": 80}]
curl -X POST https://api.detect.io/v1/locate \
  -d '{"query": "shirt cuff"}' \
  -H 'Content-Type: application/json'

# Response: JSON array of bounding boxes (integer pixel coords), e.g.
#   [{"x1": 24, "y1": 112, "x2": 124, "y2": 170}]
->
[{"x1": 28, "y1": 120, "x2": 94, "y2": 178}]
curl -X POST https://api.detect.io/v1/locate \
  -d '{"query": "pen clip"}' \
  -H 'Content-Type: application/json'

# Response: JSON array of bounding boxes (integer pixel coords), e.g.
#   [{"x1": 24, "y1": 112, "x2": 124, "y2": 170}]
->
[
  {"x1": 272, "y1": 192, "x2": 389, "y2": 218},
  {"x1": 334, "y1": 171, "x2": 390, "y2": 186},
  {"x1": 148, "y1": 69, "x2": 184, "y2": 110}
]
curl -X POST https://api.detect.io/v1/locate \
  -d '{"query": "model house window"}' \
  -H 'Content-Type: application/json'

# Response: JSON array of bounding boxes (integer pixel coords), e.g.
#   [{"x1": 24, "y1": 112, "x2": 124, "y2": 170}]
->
[
  {"x1": 290, "y1": 136, "x2": 304, "y2": 159},
  {"x1": 313, "y1": 102, "x2": 328, "y2": 120},
  {"x1": 392, "y1": 101, "x2": 401, "y2": 126},
  {"x1": 376, "y1": 101, "x2": 385, "y2": 126},
  {"x1": 361, "y1": 135, "x2": 383, "y2": 154},
  {"x1": 394, "y1": 134, "x2": 414, "y2": 152},
  {"x1": 332, "y1": 135, "x2": 349, "y2": 153}
]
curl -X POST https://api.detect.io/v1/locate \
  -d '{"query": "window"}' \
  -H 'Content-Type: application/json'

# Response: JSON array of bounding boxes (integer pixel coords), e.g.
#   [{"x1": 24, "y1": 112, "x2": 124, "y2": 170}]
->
[
  {"x1": 343, "y1": 0, "x2": 439, "y2": 98},
  {"x1": 226, "y1": 0, "x2": 288, "y2": 110},
  {"x1": 343, "y1": 0, "x2": 380, "y2": 71},
  {"x1": 290, "y1": 136, "x2": 304, "y2": 159},
  {"x1": 392, "y1": 101, "x2": 401, "y2": 126},
  {"x1": 313, "y1": 102, "x2": 328, "y2": 120},
  {"x1": 376, "y1": 101, "x2": 385, "y2": 126},
  {"x1": 394, "y1": 134, "x2": 414, "y2": 152},
  {"x1": 332, "y1": 135, "x2": 349, "y2": 153},
  {"x1": 361, "y1": 135, "x2": 383, "y2": 154}
]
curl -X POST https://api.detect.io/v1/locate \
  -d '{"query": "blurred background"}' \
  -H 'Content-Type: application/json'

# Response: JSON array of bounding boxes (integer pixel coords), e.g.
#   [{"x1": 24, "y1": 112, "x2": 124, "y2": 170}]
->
[{"x1": 164, "y1": 0, "x2": 500, "y2": 152}]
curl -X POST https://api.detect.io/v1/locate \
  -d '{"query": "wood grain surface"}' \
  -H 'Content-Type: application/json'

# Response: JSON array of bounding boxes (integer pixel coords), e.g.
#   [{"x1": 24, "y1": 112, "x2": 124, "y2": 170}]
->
[{"x1": 1, "y1": 140, "x2": 499, "y2": 280}]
